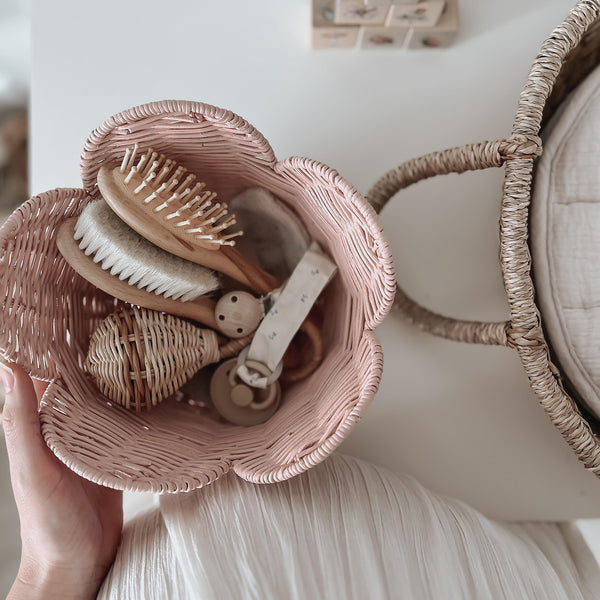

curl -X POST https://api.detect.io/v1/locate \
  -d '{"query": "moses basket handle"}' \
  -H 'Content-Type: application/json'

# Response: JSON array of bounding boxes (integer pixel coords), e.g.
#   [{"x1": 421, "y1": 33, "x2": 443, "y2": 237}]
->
[{"x1": 365, "y1": 136, "x2": 541, "y2": 348}]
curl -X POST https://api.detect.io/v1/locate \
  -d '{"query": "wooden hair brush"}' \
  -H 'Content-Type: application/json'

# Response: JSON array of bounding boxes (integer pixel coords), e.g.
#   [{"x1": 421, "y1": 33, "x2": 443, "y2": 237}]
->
[
  {"x1": 93, "y1": 146, "x2": 325, "y2": 377},
  {"x1": 97, "y1": 146, "x2": 280, "y2": 296},
  {"x1": 56, "y1": 200, "x2": 263, "y2": 336}
]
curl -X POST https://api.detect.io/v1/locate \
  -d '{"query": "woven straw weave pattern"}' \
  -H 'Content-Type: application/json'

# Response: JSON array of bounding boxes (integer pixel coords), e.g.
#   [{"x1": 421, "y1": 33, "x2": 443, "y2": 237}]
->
[
  {"x1": 0, "y1": 102, "x2": 395, "y2": 492},
  {"x1": 366, "y1": 0, "x2": 600, "y2": 475},
  {"x1": 85, "y1": 307, "x2": 222, "y2": 412}
]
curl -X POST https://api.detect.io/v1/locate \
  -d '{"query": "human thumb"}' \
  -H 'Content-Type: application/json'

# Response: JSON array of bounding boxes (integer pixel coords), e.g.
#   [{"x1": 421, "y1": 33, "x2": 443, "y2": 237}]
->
[{"x1": 1, "y1": 362, "x2": 48, "y2": 484}]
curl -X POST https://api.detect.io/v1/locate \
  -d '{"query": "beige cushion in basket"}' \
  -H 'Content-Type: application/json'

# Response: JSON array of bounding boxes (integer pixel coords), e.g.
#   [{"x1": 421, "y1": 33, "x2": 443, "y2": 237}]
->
[{"x1": 531, "y1": 63, "x2": 600, "y2": 419}]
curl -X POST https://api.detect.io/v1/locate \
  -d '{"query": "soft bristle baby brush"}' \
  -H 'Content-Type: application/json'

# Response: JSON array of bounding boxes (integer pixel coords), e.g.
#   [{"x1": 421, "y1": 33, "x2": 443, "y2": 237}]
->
[
  {"x1": 97, "y1": 146, "x2": 280, "y2": 295},
  {"x1": 56, "y1": 201, "x2": 263, "y2": 335},
  {"x1": 57, "y1": 201, "x2": 220, "y2": 330},
  {"x1": 62, "y1": 146, "x2": 324, "y2": 379}
]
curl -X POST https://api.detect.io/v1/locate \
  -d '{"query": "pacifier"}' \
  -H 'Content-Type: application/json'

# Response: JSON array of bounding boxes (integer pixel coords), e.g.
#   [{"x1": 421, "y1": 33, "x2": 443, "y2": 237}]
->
[
  {"x1": 210, "y1": 355, "x2": 281, "y2": 426},
  {"x1": 209, "y1": 242, "x2": 337, "y2": 426}
]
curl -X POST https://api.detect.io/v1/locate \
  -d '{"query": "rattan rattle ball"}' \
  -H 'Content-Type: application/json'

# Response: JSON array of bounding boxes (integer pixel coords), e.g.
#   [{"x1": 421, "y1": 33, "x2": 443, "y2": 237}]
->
[{"x1": 85, "y1": 306, "x2": 221, "y2": 411}]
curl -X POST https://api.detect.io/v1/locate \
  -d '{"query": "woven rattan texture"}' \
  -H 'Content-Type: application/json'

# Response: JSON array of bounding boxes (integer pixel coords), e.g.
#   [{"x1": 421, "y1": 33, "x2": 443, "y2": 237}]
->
[
  {"x1": 366, "y1": 0, "x2": 600, "y2": 475},
  {"x1": 543, "y1": 17, "x2": 600, "y2": 125},
  {"x1": 0, "y1": 188, "x2": 123, "y2": 380},
  {"x1": 0, "y1": 102, "x2": 395, "y2": 492},
  {"x1": 85, "y1": 306, "x2": 222, "y2": 412}
]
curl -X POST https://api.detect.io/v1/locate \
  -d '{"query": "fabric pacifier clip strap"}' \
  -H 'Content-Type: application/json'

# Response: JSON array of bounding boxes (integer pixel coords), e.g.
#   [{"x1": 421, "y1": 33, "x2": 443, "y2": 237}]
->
[{"x1": 237, "y1": 242, "x2": 337, "y2": 388}]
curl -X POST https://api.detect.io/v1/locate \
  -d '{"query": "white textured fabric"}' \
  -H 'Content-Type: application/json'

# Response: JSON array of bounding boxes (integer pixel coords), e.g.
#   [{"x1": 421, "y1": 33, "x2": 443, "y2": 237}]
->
[
  {"x1": 531, "y1": 63, "x2": 600, "y2": 419},
  {"x1": 98, "y1": 453, "x2": 600, "y2": 600}
]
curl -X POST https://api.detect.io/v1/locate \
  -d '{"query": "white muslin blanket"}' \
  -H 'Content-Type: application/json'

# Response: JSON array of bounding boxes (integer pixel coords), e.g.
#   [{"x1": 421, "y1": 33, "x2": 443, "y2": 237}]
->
[{"x1": 98, "y1": 453, "x2": 600, "y2": 600}]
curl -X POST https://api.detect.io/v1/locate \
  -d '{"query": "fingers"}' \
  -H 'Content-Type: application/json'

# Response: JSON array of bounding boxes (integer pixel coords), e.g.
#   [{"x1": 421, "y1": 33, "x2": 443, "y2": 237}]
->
[
  {"x1": 2, "y1": 363, "x2": 41, "y2": 437},
  {"x1": 32, "y1": 378, "x2": 50, "y2": 402},
  {"x1": 2, "y1": 362, "x2": 52, "y2": 488}
]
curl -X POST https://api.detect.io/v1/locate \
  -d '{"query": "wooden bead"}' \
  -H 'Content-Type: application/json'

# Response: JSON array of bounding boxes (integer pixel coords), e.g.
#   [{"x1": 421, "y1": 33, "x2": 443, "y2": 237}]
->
[{"x1": 215, "y1": 291, "x2": 263, "y2": 338}]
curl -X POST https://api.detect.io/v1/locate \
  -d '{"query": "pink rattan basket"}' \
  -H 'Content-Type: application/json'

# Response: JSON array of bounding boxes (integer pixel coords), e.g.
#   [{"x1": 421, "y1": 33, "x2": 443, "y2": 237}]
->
[{"x1": 0, "y1": 101, "x2": 395, "y2": 493}]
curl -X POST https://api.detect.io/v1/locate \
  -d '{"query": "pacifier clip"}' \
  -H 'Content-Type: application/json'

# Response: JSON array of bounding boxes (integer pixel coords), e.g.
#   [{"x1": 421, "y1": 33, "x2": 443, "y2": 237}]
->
[{"x1": 210, "y1": 242, "x2": 337, "y2": 425}]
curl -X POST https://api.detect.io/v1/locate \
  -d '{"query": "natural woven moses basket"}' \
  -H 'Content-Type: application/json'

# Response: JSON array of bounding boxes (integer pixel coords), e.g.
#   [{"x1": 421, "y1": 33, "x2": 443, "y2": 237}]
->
[
  {"x1": 366, "y1": 0, "x2": 600, "y2": 476},
  {"x1": 0, "y1": 102, "x2": 395, "y2": 492}
]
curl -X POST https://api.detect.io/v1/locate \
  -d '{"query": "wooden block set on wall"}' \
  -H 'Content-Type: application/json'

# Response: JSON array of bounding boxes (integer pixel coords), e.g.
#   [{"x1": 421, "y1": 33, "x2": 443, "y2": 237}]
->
[{"x1": 312, "y1": 0, "x2": 459, "y2": 49}]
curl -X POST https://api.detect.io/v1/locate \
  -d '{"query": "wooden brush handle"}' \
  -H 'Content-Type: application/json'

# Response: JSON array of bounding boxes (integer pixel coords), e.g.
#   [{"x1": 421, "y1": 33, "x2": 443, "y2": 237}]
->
[
  {"x1": 219, "y1": 245, "x2": 279, "y2": 295},
  {"x1": 56, "y1": 218, "x2": 219, "y2": 330},
  {"x1": 98, "y1": 165, "x2": 279, "y2": 295}
]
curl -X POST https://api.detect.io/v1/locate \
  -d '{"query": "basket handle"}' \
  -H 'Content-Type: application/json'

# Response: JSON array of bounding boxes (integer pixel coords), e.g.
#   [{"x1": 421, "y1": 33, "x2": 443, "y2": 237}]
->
[{"x1": 366, "y1": 136, "x2": 541, "y2": 347}]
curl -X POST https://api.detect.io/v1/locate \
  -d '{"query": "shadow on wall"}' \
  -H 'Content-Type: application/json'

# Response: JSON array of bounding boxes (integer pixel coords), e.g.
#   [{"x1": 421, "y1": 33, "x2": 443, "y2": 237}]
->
[
  {"x1": 456, "y1": 0, "x2": 564, "y2": 45},
  {"x1": 0, "y1": 107, "x2": 27, "y2": 218}
]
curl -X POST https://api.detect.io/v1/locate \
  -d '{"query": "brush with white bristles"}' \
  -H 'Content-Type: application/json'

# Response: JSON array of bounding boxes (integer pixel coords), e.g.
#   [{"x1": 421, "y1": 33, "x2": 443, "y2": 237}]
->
[
  {"x1": 56, "y1": 200, "x2": 264, "y2": 334},
  {"x1": 97, "y1": 145, "x2": 280, "y2": 296},
  {"x1": 74, "y1": 199, "x2": 219, "y2": 302},
  {"x1": 56, "y1": 201, "x2": 222, "y2": 330}
]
